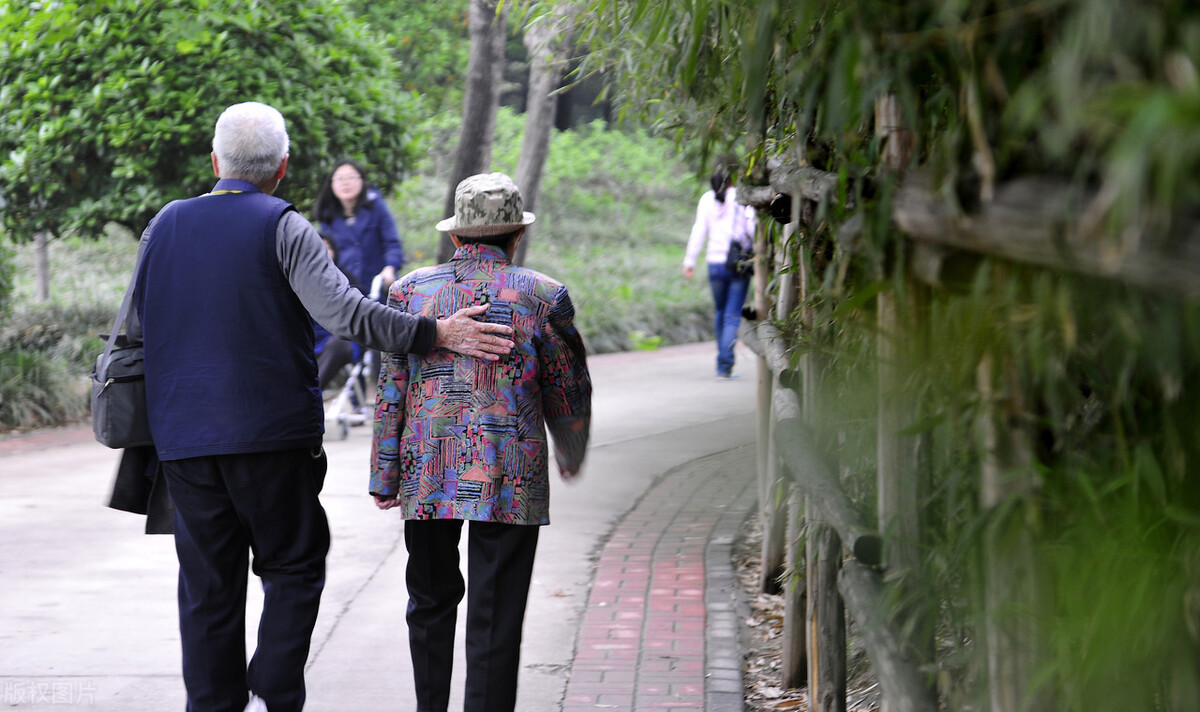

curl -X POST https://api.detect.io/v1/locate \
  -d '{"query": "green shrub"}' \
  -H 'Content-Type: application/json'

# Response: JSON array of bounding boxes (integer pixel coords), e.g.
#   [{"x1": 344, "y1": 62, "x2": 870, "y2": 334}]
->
[
  {"x1": 789, "y1": 256, "x2": 1200, "y2": 709},
  {"x1": 0, "y1": 348, "x2": 88, "y2": 431},
  {"x1": 0, "y1": 0, "x2": 419, "y2": 241},
  {"x1": 0, "y1": 230, "x2": 131, "y2": 432}
]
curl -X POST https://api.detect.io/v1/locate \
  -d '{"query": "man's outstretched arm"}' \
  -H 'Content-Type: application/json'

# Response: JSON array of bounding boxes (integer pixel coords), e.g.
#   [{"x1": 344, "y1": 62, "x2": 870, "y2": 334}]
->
[{"x1": 277, "y1": 211, "x2": 513, "y2": 358}]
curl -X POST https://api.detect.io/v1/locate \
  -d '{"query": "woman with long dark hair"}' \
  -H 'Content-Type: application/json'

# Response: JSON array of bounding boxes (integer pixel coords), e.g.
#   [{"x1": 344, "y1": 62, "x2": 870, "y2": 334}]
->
[
  {"x1": 682, "y1": 165, "x2": 756, "y2": 378},
  {"x1": 313, "y1": 158, "x2": 405, "y2": 294}
]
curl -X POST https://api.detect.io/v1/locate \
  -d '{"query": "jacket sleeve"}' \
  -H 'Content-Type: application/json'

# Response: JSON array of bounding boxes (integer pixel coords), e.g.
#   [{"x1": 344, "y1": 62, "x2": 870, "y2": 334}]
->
[
  {"x1": 537, "y1": 285, "x2": 592, "y2": 472},
  {"x1": 369, "y1": 279, "x2": 413, "y2": 497},
  {"x1": 275, "y1": 211, "x2": 435, "y2": 355},
  {"x1": 682, "y1": 193, "x2": 709, "y2": 269}
]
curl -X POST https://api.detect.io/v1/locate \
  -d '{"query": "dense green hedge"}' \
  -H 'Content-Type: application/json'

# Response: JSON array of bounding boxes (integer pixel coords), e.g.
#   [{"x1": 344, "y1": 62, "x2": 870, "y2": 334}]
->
[
  {"x1": 0, "y1": 0, "x2": 419, "y2": 241},
  {"x1": 792, "y1": 257, "x2": 1200, "y2": 708},
  {"x1": 561, "y1": 0, "x2": 1200, "y2": 705}
]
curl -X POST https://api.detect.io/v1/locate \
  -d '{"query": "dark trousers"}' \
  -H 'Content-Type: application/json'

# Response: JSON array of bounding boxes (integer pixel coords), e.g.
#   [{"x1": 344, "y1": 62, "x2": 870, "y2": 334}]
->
[
  {"x1": 316, "y1": 336, "x2": 355, "y2": 391},
  {"x1": 404, "y1": 519, "x2": 540, "y2": 712},
  {"x1": 162, "y1": 447, "x2": 331, "y2": 712}
]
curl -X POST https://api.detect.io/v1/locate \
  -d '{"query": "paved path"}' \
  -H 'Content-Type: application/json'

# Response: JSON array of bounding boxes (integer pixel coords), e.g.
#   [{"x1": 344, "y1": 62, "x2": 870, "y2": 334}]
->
[
  {"x1": 563, "y1": 447, "x2": 752, "y2": 712},
  {"x1": 0, "y1": 341, "x2": 757, "y2": 711}
]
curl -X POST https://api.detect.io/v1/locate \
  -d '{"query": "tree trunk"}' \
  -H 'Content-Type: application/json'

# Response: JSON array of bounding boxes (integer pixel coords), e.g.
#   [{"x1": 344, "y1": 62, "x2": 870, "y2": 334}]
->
[
  {"x1": 35, "y1": 231, "x2": 50, "y2": 302},
  {"x1": 513, "y1": 4, "x2": 578, "y2": 266},
  {"x1": 437, "y1": 0, "x2": 507, "y2": 262}
]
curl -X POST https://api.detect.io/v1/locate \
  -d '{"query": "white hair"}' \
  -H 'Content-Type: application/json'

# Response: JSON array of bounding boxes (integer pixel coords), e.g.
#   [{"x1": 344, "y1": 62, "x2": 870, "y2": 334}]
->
[{"x1": 211, "y1": 102, "x2": 290, "y2": 184}]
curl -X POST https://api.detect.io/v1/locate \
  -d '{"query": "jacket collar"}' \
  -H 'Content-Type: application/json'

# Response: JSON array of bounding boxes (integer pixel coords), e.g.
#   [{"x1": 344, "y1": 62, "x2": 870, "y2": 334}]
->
[
  {"x1": 210, "y1": 178, "x2": 262, "y2": 194},
  {"x1": 452, "y1": 243, "x2": 510, "y2": 263}
]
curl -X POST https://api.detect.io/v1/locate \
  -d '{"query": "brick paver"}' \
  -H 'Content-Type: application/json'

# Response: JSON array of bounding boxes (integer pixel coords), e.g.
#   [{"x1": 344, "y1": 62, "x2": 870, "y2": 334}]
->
[{"x1": 563, "y1": 445, "x2": 755, "y2": 712}]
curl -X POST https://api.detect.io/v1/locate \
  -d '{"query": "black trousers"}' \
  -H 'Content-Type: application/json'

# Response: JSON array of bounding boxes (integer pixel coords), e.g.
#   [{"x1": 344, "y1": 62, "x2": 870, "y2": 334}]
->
[
  {"x1": 404, "y1": 519, "x2": 540, "y2": 712},
  {"x1": 162, "y1": 447, "x2": 330, "y2": 712},
  {"x1": 316, "y1": 336, "x2": 355, "y2": 391}
]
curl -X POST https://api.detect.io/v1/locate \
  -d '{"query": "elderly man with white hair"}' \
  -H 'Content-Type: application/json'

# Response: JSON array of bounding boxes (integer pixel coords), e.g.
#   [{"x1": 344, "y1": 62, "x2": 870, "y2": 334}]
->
[{"x1": 132, "y1": 101, "x2": 514, "y2": 712}]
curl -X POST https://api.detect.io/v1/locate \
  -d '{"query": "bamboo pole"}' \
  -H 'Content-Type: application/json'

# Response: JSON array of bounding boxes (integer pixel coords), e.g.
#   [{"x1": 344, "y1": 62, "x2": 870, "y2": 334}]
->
[
  {"x1": 759, "y1": 223, "x2": 797, "y2": 594},
  {"x1": 874, "y1": 91, "x2": 934, "y2": 712},
  {"x1": 779, "y1": 382, "x2": 808, "y2": 688},
  {"x1": 808, "y1": 523, "x2": 846, "y2": 712},
  {"x1": 976, "y1": 352, "x2": 1050, "y2": 712},
  {"x1": 875, "y1": 94, "x2": 921, "y2": 580},
  {"x1": 776, "y1": 204, "x2": 805, "y2": 683},
  {"x1": 875, "y1": 287, "x2": 921, "y2": 575},
  {"x1": 772, "y1": 401, "x2": 883, "y2": 567},
  {"x1": 789, "y1": 170, "x2": 847, "y2": 707},
  {"x1": 755, "y1": 154, "x2": 1200, "y2": 299},
  {"x1": 754, "y1": 213, "x2": 773, "y2": 563}
]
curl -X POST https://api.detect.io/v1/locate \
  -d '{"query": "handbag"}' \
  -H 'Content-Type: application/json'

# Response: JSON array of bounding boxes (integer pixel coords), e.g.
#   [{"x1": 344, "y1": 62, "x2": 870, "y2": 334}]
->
[
  {"x1": 725, "y1": 236, "x2": 755, "y2": 277},
  {"x1": 91, "y1": 238, "x2": 154, "y2": 449}
]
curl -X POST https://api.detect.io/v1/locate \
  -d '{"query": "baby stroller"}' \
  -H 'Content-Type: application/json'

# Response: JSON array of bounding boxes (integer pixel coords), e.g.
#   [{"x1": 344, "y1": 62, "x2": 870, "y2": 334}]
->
[{"x1": 324, "y1": 274, "x2": 385, "y2": 440}]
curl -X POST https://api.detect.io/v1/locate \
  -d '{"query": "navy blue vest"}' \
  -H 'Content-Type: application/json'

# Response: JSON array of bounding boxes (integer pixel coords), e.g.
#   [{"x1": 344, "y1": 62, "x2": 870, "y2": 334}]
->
[{"x1": 136, "y1": 179, "x2": 322, "y2": 460}]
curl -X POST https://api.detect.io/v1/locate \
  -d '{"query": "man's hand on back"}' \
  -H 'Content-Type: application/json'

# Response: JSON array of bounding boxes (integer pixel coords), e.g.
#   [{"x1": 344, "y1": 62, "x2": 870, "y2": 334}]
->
[{"x1": 435, "y1": 304, "x2": 515, "y2": 360}]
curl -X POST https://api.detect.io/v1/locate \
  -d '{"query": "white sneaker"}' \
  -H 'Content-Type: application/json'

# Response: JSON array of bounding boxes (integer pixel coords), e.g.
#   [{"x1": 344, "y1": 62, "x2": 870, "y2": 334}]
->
[{"x1": 244, "y1": 696, "x2": 268, "y2": 712}]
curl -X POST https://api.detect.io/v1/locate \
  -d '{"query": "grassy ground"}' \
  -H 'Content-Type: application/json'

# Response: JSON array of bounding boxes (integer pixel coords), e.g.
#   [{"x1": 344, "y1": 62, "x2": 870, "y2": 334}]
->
[{"x1": 0, "y1": 114, "x2": 718, "y2": 431}]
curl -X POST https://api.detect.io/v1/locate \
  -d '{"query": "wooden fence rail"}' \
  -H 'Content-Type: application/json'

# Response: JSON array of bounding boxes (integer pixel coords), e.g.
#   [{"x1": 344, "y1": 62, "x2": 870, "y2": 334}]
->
[
  {"x1": 742, "y1": 320, "x2": 934, "y2": 711},
  {"x1": 745, "y1": 159, "x2": 1200, "y2": 298},
  {"x1": 737, "y1": 90, "x2": 1200, "y2": 709},
  {"x1": 838, "y1": 561, "x2": 939, "y2": 712}
]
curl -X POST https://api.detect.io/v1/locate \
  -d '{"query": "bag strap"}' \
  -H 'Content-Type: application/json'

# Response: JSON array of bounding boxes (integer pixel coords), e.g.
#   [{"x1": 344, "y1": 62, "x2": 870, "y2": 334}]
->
[{"x1": 98, "y1": 234, "x2": 150, "y2": 380}]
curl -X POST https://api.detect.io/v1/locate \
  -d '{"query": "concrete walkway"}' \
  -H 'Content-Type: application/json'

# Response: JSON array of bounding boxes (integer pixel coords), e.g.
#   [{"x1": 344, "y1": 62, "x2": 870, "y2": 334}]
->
[{"x1": 0, "y1": 341, "x2": 757, "y2": 711}]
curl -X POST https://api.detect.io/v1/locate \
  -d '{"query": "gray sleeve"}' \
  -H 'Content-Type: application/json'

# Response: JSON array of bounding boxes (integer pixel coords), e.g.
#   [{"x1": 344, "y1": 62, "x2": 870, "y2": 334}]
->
[{"x1": 275, "y1": 210, "x2": 436, "y2": 355}]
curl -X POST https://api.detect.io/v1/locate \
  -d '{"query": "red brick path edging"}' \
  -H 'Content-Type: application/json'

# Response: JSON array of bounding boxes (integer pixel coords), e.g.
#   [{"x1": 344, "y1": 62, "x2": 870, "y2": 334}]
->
[
  {"x1": 562, "y1": 445, "x2": 755, "y2": 712},
  {"x1": 0, "y1": 424, "x2": 94, "y2": 457}
]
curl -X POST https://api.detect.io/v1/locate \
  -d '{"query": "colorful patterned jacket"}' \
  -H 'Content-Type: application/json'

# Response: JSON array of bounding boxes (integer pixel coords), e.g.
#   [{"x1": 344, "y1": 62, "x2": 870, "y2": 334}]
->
[{"x1": 369, "y1": 243, "x2": 592, "y2": 525}]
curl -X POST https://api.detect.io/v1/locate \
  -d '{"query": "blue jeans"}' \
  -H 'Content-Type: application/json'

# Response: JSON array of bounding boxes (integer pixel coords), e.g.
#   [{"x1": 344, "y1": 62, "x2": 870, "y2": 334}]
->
[{"x1": 708, "y1": 262, "x2": 750, "y2": 376}]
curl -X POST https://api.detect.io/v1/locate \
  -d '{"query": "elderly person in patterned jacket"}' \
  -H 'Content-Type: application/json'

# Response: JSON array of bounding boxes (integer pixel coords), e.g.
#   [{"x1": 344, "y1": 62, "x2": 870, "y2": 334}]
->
[{"x1": 370, "y1": 172, "x2": 592, "y2": 712}]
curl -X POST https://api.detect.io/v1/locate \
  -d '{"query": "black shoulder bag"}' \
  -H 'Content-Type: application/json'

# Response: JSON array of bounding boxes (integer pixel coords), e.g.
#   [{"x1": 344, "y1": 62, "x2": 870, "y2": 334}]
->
[{"x1": 91, "y1": 237, "x2": 153, "y2": 449}]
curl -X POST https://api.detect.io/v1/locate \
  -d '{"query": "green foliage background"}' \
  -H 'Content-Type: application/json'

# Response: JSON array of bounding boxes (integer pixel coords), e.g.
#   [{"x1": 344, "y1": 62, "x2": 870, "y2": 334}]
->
[
  {"x1": 0, "y1": 109, "x2": 707, "y2": 430},
  {"x1": 346, "y1": 0, "x2": 471, "y2": 114},
  {"x1": 569, "y1": 0, "x2": 1200, "y2": 251},
  {"x1": 558, "y1": 0, "x2": 1200, "y2": 707},
  {"x1": 795, "y1": 257, "x2": 1200, "y2": 708},
  {"x1": 0, "y1": 0, "x2": 420, "y2": 241},
  {"x1": 388, "y1": 108, "x2": 709, "y2": 354}
]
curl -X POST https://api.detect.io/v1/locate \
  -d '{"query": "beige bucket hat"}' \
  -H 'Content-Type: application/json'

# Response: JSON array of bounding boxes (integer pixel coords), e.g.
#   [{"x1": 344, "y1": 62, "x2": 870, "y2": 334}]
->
[{"x1": 435, "y1": 172, "x2": 537, "y2": 237}]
